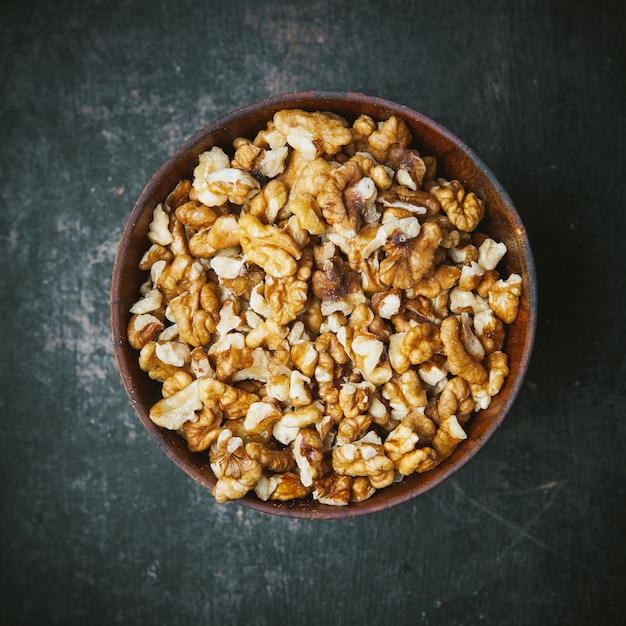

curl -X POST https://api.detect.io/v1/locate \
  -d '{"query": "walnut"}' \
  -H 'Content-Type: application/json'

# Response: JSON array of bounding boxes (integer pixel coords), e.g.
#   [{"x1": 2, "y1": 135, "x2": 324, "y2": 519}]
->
[
  {"x1": 264, "y1": 275, "x2": 308, "y2": 325},
  {"x1": 245, "y1": 441, "x2": 295, "y2": 472},
  {"x1": 426, "y1": 178, "x2": 485, "y2": 232},
  {"x1": 379, "y1": 221, "x2": 443, "y2": 289},
  {"x1": 338, "y1": 322, "x2": 393, "y2": 386},
  {"x1": 332, "y1": 431, "x2": 395, "y2": 489},
  {"x1": 473, "y1": 308, "x2": 505, "y2": 354},
  {"x1": 488, "y1": 274, "x2": 522, "y2": 324},
  {"x1": 182, "y1": 405, "x2": 222, "y2": 452},
  {"x1": 382, "y1": 368, "x2": 427, "y2": 421},
  {"x1": 349, "y1": 152, "x2": 394, "y2": 190},
  {"x1": 188, "y1": 214, "x2": 240, "y2": 259},
  {"x1": 156, "y1": 254, "x2": 206, "y2": 301},
  {"x1": 388, "y1": 322, "x2": 442, "y2": 374},
  {"x1": 191, "y1": 146, "x2": 260, "y2": 207},
  {"x1": 273, "y1": 109, "x2": 352, "y2": 158},
  {"x1": 312, "y1": 256, "x2": 367, "y2": 316},
  {"x1": 162, "y1": 370, "x2": 194, "y2": 398},
  {"x1": 440, "y1": 316, "x2": 487, "y2": 385},
  {"x1": 292, "y1": 427, "x2": 325, "y2": 487},
  {"x1": 149, "y1": 378, "x2": 203, "y2": 430},
  {"x1": 168, "y1": 287, "x2": 218, "y2": 348},
  {"x1": 470, "y1": 351, "x2": 510, "y2": 411},
  {"x1": 139, "y1": 341, "x2": 189, "y2": 382},
  {"x1": 127, "y1": 313, "x2": 165, "y2": 350},
  {"x1": 209, "y1": 429, "x2": 263, "y2": 502},
  {"x1": 336, "y1": 412, "x2": 373, "y2": 446},
  {"x1": 312, "y1": 471, "x2": 353, "y2": 506},
  {"x1": 350, "y1": 476, "x2": 377, "y2": 503},
  {"x1": 266, "y1": 471, "x2": 311, "y2": 501},
  {"x1": 290, "y1": 341, "x2": 319, "y2": 378},
  {"x1": 365, "y1": 116, "x2": 413, "y2": 164},
  {"x1": 377, "y1": 184, "x2": 440, "y2": 216},
  {"x1": 174, "y1": 200, "x2": 218, "y2": 231},
  {"x1": 147, "y1": 203, "x2": 174, "y2": 246},
  {"x1": 338, "y1": 381, "x2": 374, "y2": 420},
  {"x1": 243, "y1": 400, "x2": 282, "y2": 440},
  {"x1": 246, "y1": 179, "x2": 289, "y2": 224},
  {"x1": 432, "y1": 415, "x2": 467, "y2": 462},
  {"x1": 383, "y1": 421, "x2": 438, "y2": 476},
  {"x1": 318, "y1": 159, "x2": 380, "y2": 237},
  {"x1": 238, "y1": 213, "x2": 302, "y2": 278},
  {"x1": 282, "y1": 402, "x2": 324, "y2": 429},
  {"x1": 437, "y1": 376, "x2": 474, "y2": 425},
  {"x1": 198, "y1": 376, "x2": 259, "y2": 420},
  {"x1": 410, "y1": 264, "x2": 461, "y2": 298}
]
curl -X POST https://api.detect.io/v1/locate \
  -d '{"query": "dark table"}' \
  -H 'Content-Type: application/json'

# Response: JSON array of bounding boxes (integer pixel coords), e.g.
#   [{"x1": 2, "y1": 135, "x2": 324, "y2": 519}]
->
[{"x1": 1, "y1": 1, "x2": 624, "y2": 624}]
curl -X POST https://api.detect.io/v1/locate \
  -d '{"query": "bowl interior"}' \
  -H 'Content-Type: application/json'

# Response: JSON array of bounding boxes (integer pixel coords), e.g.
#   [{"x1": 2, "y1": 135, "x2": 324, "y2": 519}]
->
[{"x1": 111, "y1": 91, "x2": 536, "y2": 519}]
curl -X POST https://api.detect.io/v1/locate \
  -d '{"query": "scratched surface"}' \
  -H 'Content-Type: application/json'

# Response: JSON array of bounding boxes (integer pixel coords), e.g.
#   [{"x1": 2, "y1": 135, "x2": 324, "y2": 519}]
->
[{"x1": 1, "y1": 0, "x2": 624, "y2": 624}]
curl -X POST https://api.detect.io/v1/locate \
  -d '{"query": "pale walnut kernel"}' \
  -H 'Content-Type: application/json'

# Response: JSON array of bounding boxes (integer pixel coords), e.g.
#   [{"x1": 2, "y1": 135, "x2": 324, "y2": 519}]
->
[
  {"x1": 426, "y1": 178, "x2": 485, "y2": 232},
  {"x1": 388, "y1": 322, "x2": 442, "y2": 374},
  {"x1": 264, "y1": 275, "x2": 308, "y2": 325},
  {"x1": 312, "y1": 471, "x2": 353, "y2": 506},
  {"x1": 209, "y1": 429, "x2": 263, "y2": 503},
  {"x1": 332, "y1": 432, "x2": 395, "y2": 490},
  {"x1": 127, "y1": 313, "x2": 165, "y2": 350},
  {"x1": 440, "y1": 316, "x2": 488, "y2": 385},
  {"x1": 379, "y1": 220, "x2": 443, "y2": 289},
  {"x1": 318, "y1": 159, "x2": 380, "y2": 237},
  {"x1": 488, "y1": 274, "x2": 522, "y2": 324},
  {"x1": 238, "y1": 213, "x2": 302, "y2": 278}
]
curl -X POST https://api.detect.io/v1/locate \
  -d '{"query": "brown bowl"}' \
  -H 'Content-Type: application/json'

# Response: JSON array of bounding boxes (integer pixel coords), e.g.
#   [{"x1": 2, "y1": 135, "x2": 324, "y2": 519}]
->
[{"x1": 111, "y1": 91, "x2": 537, "y2": 519}]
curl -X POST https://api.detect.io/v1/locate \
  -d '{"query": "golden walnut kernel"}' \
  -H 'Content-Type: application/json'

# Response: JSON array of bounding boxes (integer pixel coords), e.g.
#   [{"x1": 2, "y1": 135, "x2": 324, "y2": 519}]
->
[{"x1": 129, "y1": 108, "x2": 522, "y2": 506}]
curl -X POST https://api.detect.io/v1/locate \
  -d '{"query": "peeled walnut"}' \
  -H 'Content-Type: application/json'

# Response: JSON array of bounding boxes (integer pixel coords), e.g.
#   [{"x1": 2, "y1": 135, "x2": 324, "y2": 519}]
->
[
  {"x1": 272, "y1": 108, "x2": 352, "y2": 159},
  {"x1": 312, "y1": 471, "x2": 353, "y2": 506},
  {"x1": 127, "y1": 313, "x2": 164, "y2": 350},
  {"x1": 239, "y1": 213, "x2": 302, "y2": 278},
  {"x1": 432, "y1": 415, "x2": 467, "y2": 462},
  {"x1": 264, "y1": 275, "x2": 308, "y2": 325},
  {"x1": 188, "y1": 214, "x2": 240, "y2": 259},
  {"x1": 332, "y1": 431, "x2": 395, "y2": 490},
  {"x1": 191, "y1": 146, "x2": 260, "y2": 207},
  {"x1": 382, "y1": 368, "x2": 427, "y2": 421},
  {"x1": 209, "y1": 429, "x2": 263, "y2": 503},
  {"x1": 312, "y1": 256, "x2": 367, "y2": 316},
  {"x1": 149, "y1": 378, "x2": 203, "y2": 430},
  {"x1": 246, "y1": 178, "x2": 289, "y2": 224},
  {"x1": 377, "y1": 184, "x2": 440, "y2": 216},
  {"x1": 245, "y1": 441, "x2": 295, "y2": 472},
  {"x1": 488, "y1": 274, "x2": 522, "y2": 324},
  {"x1": 182, "y1": 405, "x2": 222, "y2": 452},
  {"x1": 440, "y1": 316, "x2": 488, "y2": 385},
  {"x1": 364, "y1": 115, "x2": 413, "y2": 164},
  {"x1": 336, "y1": 412, "x2": 373, "y2": 446},
  {"x1": 379, "y1": 220, "x2": 443, "y2": 289},
  {"x1": 388, "y1": 322, "x2": 442, "y2": 374},
  {"x1": 318, "y1": 159, "x2": 380, "y2": 237},
  {"x1": 292, "y1": 427, "x2": 325, "y2": 487},
  {"x1": 426, "y1": 178, "x2": 485, "y2": 232},
  {"x1": 437, "y1": 376, "x2": 474, "y2": 425},
  {"x1": 266, "y1": 471, "x2": 311, "y2": 501}
]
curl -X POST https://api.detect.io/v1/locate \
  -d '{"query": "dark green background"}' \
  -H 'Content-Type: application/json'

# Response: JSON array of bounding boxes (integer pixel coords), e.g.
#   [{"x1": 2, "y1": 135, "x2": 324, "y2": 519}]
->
[{"x1": 1, "y1": 0, "x2": 624, "y2": 624}]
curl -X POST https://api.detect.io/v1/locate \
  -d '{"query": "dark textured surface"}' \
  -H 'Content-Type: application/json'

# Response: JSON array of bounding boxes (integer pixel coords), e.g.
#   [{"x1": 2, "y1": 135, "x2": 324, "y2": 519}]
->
[{"x1": 1, "y1": 0, "x2": 624, "y2": 624}]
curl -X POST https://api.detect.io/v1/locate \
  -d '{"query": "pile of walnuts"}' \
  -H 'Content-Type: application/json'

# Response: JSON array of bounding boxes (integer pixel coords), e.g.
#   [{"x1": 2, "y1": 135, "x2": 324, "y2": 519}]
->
[{"x1": 128, "y1": 109, "x2": 522, "y2": 505}]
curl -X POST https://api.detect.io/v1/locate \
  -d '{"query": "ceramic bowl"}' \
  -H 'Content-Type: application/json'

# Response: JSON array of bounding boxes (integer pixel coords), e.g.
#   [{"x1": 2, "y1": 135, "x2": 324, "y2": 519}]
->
[{"x1": 111, "y1": 91, "x2": 537, "y2": 519}]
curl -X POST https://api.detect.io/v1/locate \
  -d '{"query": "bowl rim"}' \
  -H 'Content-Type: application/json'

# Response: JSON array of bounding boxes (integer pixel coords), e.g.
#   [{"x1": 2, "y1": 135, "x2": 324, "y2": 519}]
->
[{"x1": 111, "y1": 90, "x2": 537, "y2": 519}]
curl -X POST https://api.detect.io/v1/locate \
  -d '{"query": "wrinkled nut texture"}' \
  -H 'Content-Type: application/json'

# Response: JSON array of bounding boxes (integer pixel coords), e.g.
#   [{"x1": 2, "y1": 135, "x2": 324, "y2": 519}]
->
[{"x1": 128, "y1": 107, "x2": 522, "y2": 506}]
